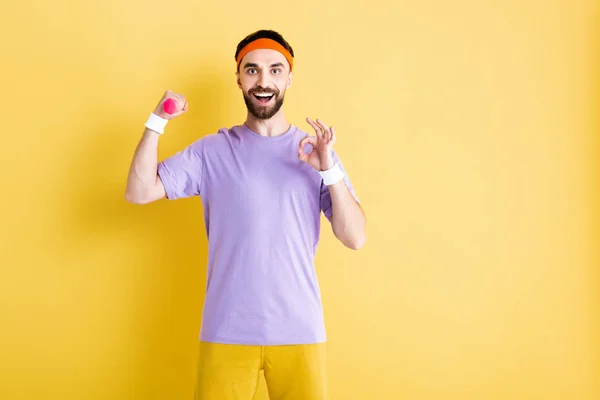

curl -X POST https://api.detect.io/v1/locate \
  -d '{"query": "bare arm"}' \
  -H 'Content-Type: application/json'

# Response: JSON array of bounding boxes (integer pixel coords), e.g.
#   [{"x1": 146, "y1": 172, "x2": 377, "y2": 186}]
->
[
  {"x1": 125, "y1": 90, "x2": 188, "y2": 204},
  {"x1": 125, "y1": 128, "x2": 166, "y2": 204},
  {"x1": 328, "y1": 180, "x2": 366, "y2": 250},
  {"x1": 298, "y1": 117, "x2": 367, "y2": 250}
]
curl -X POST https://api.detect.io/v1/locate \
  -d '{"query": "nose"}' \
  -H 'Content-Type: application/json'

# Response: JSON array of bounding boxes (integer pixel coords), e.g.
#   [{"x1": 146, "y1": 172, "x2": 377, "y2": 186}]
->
[{"x1": 257, "y1": 70, "x2": 270, "y2": 89}]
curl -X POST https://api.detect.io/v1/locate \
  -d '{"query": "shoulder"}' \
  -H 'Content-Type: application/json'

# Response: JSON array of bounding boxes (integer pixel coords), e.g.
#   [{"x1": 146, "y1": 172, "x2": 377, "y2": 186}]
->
[
  {"x1": 180, "y1": 126, "x2": 242, "y2": 157},
  {"x1": 294, "y1": 125, "x2": 310, "y2": 138},
  {"x1": 201, "y1": 125, "x2": 245, "y2": 148}
]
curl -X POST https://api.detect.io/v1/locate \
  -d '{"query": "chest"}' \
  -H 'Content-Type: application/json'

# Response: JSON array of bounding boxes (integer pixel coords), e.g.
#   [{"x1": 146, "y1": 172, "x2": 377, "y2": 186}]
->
[{"x1": 203, "y1": 141, "x2": 322, "y2": 207}]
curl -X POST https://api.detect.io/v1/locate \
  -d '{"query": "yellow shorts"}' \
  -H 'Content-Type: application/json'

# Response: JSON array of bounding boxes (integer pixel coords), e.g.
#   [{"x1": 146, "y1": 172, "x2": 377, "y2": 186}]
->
[{"x1": 194, "y1": 341, "x2": 327, "y2": 400}]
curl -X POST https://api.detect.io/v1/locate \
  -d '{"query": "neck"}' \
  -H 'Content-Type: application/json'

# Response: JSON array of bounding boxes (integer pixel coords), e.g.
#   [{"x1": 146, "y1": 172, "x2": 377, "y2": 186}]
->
[{"x1": 244, "y1": 108, "x2": 291, "y2": 137}]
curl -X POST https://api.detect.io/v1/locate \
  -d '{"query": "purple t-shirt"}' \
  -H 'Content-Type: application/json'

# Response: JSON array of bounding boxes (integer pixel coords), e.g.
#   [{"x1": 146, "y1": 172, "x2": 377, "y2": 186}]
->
[{"x1": 157, "y1": 124, "x2": 358, "y2": 345}]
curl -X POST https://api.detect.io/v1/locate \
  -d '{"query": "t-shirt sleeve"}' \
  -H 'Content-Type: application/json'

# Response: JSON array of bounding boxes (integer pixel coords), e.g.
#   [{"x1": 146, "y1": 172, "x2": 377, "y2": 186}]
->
[
  {"x1": 320, "y1": 150, "x2": 360, "y2": 221},
  {"x1": 157, "y1": 138, "x2": 204, "y2": 200}
]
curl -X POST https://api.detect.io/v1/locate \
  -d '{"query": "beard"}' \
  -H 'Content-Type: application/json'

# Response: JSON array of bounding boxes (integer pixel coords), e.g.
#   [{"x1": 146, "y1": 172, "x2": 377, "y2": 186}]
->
[{"x1": 243, "y1": 86, "x2": 285, "y2": 120}]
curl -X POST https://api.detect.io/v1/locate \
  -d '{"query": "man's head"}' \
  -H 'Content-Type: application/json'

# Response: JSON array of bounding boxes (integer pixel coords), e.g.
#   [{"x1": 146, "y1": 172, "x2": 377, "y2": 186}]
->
[{"x1": 235, "y1": 30, "x2": 294, "y2": 120}]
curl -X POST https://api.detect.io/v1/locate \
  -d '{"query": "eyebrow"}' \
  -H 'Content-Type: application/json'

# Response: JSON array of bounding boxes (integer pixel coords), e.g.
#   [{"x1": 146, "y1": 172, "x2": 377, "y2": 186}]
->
[{"x1": 243, "y1": 62, "x2": 285, "y2": 69}]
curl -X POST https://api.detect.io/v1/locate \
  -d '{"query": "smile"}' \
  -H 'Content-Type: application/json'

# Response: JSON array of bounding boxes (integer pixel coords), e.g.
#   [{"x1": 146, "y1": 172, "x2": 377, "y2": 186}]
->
[{"x1": 253, "y1": 93, "x2": 275, "y2": 104}]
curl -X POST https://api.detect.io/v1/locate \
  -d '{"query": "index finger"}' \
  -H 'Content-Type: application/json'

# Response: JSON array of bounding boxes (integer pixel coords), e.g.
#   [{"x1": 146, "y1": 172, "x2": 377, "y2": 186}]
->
[{"x1": 299, "y1": 135, "x2": 317, "y2": 146}]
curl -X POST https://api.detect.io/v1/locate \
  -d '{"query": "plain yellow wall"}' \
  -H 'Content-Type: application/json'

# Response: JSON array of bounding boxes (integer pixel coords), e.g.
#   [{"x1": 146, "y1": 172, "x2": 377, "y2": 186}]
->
[{"x1": 1, "y1": 0, "x2": 598, "y2": 399}]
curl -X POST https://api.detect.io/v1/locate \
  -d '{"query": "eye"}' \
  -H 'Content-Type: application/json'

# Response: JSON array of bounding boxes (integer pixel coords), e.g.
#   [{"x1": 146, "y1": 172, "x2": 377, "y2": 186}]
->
[
  {"x1": 247, "y1": 68, "x2": 257, "y2": 74},
  {"x1": 272, "y1": 69, "x2": 282, "y2": 75}
]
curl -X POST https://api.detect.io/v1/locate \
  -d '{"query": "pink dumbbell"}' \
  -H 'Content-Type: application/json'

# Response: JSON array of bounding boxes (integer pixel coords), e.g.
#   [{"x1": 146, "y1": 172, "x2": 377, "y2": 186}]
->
[{"x1": 162, "y1": 98, "x2": 178, "y2": 114}]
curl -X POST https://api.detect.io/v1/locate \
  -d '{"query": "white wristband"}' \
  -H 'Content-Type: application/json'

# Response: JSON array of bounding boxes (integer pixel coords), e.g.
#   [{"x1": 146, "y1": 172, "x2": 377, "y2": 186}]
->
[
  {"x1": 144, "y1": 113, "x2": 168, "y2": 134},
  {"x1": 319, "y1": 162, "x2": 345, "y2": 185}
]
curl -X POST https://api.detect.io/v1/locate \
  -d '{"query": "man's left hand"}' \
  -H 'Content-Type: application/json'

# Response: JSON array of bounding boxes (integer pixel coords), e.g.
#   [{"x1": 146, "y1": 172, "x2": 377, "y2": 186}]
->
[{"x1": 298, "y1": 117, "x2": 336, "y2": 171}]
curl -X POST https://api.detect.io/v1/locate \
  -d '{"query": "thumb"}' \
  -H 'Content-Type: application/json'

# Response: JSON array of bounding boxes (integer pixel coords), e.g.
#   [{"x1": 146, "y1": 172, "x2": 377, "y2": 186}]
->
[{"x1": 170, "y1": 102, "x2": 189, "y2": 118}]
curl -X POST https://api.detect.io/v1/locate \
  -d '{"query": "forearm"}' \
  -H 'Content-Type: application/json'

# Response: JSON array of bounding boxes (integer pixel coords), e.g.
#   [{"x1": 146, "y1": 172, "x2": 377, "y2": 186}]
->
[
  {"x1": 299, "y1": 118, "x2": 366, "y2": 249},
  {"x1": 328, "y1": 180, "x2": 366, "y2": 250},
  {"x1": 125, "y1": 128, "x2": 161, "y2": 203}
]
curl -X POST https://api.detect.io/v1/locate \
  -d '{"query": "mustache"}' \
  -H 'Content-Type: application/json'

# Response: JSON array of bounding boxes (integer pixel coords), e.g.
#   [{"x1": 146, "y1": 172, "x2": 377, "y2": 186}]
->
[{"x1": 248, "y1": 87, "x2": 280, "y2": 96}]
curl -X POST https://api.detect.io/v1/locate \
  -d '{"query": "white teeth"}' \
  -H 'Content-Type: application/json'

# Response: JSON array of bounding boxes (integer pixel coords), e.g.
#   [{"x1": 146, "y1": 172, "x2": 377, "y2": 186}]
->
[{"x1": 255, "y1": 93, "x2": 273, "y2": 97}]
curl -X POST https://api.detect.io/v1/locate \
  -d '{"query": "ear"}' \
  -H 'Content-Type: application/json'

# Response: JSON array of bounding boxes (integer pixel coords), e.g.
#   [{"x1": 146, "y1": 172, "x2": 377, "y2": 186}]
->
[
  {"x1": 236, "y1": 71, "x2": 242, "y2": 89},
  {"x1": 286, "y1": 71, "x2": 293, "y2": 90}
]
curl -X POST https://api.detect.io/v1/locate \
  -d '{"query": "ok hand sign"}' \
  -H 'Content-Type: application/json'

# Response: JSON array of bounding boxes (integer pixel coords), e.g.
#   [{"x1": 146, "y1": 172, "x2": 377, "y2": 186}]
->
[{"x1": 298, "y1": 117, "x2": 336, "y2": 171}]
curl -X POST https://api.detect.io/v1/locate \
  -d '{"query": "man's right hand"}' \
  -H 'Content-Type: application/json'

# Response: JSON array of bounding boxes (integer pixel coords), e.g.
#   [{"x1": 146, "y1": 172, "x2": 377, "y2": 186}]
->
[{"x1": 154, "y1": 90, "x2": 189, "y2": 120}]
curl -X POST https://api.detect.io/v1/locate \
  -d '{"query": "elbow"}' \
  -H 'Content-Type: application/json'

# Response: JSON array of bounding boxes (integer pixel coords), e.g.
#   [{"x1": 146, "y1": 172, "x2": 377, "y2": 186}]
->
[
  {"x1": 125, "y1": 190, "x2": 148, "y2": 205},
  {"x1": 125, "y1": 192, "x2": 139, "y2": 204},
  {"x1": 347, "y1": 234, "x2": 367, "y2": 250}
]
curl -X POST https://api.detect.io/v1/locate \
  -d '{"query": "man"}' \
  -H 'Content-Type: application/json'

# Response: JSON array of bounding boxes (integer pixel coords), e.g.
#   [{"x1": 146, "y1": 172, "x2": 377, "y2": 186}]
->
[{"x1": 125, "y1": 29, "x2": 366, "y2": 400}]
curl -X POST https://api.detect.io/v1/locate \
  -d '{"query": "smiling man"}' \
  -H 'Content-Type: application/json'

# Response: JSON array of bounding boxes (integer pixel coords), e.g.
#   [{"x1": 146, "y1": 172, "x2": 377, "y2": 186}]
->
[{"x1": 125, "y1": 29, "x2": 366, "y2": 400}]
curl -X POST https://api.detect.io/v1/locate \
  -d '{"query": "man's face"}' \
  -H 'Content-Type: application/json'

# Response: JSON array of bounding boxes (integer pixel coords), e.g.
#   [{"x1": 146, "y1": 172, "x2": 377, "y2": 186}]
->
[{"x1": 237, "y1": 48, "x2": 292, "y2": 120}]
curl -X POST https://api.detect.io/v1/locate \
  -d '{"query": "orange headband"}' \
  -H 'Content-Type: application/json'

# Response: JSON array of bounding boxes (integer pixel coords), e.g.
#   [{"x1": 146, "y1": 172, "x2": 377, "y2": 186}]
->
[{"x1": 236, "y1": 38, "x2": 294, "y2": 71}]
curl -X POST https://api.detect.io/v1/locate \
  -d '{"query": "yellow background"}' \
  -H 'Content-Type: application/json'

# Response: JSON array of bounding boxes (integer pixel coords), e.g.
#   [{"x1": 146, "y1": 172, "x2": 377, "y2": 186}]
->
[{"x1": 1, "y1": 0, "x2": 598, "y2": 399}]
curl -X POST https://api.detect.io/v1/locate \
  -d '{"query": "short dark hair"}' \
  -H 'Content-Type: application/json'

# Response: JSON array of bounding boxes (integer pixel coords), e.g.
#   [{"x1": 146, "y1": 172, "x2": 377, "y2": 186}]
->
[{"x1": 235, "y1": 30, "x2": 294, "y2": 69}]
